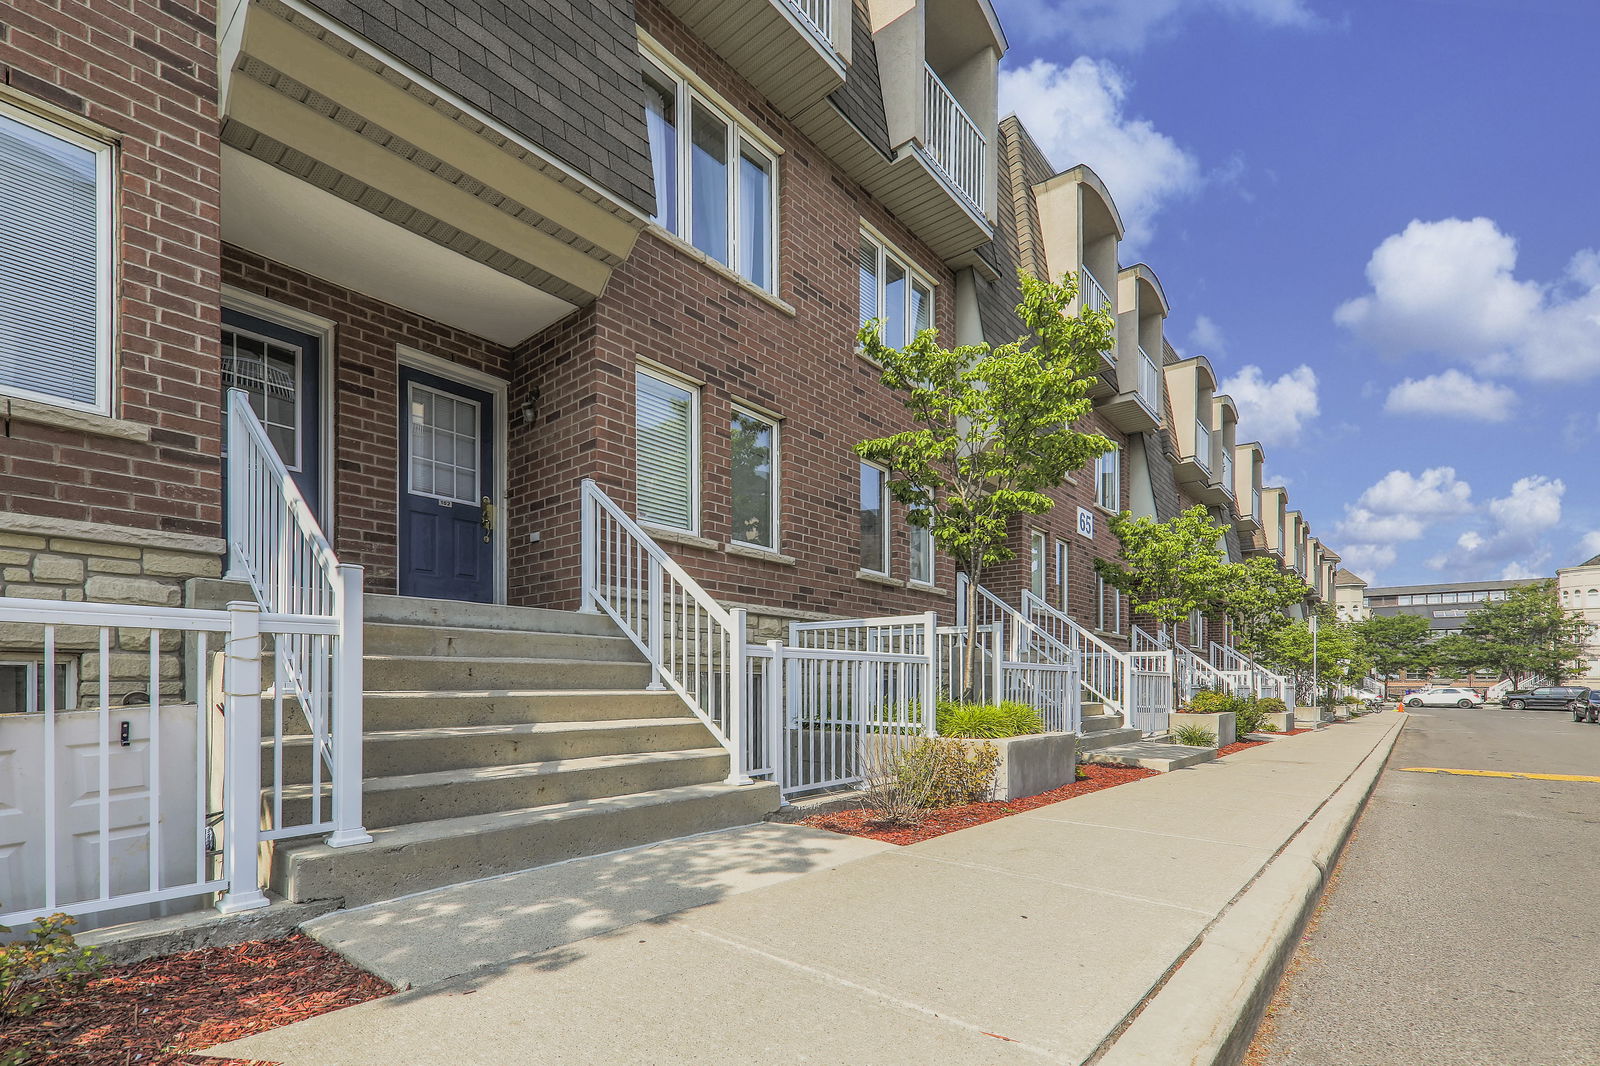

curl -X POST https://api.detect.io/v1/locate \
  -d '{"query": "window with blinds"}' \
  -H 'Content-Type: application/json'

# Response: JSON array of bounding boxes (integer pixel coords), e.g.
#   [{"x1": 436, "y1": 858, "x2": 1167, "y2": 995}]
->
[
  {"x1": 858, "y1": 231, "x2": 933, "y2": 347},
  {"x1": 0, "y1": 101, "x2": 113, "y2": 414},
  {"x1": 1096, "y1": 446, "x2": 1121, "y2": 510},
  {"x1": 636, "y1": 368, "x2": 699, "y2": 532}
]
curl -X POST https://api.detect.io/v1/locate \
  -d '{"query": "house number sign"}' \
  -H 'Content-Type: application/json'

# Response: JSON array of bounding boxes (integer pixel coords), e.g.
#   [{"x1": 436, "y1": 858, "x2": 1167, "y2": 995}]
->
[{"x1": 1077, "y1": 507, "x2": 1095, "y2": 539}]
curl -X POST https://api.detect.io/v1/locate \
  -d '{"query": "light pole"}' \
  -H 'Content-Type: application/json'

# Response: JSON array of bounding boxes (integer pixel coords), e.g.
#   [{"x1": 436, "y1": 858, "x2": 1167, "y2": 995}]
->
[{"x1": 1310, "y1": 613, "x2": 1319, "y2": 707}]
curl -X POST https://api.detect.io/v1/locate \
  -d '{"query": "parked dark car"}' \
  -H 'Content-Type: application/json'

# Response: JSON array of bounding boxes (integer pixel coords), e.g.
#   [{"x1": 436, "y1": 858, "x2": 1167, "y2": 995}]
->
[
  {"x1": 1500, "y1": 686, "x2": 1594, "y2": 715},
  {"x1": 1579, "y1": 691, "x2": 1600, "y2": 724}
]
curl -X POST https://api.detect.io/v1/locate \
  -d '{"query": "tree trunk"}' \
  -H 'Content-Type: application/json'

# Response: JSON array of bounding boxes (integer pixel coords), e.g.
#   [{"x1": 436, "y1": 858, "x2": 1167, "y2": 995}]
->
[{"x1": 961, "y1": 563, "x2": 982, "y2": 703}]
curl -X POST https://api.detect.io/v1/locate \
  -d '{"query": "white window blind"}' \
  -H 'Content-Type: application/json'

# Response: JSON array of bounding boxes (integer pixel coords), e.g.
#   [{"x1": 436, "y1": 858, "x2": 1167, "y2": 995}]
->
[
  {"x1": 636, "y1": 369, "x2": 698, "y2": 531},
  {"x1": 0, "y1": 103, "x2": 111, "y2": 413}
]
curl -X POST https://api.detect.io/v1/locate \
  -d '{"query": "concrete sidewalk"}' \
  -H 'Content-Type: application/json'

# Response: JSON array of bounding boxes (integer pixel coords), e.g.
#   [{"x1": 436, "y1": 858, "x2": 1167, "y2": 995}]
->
[{"x1": 207, "y1": 713, "x2": 1404, "y2": 1066}]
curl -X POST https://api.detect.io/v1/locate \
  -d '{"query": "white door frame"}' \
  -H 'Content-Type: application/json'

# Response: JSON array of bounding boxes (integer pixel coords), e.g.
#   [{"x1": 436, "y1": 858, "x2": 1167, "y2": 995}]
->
[{"x1": 396, "y1": 346, "x2": 509, "y2": 604}]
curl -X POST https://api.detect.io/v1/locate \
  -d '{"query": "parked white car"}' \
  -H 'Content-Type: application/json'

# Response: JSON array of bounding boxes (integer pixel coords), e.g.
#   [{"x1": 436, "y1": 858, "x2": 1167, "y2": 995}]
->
[{"x1": 1403, "y1": 687, "x2": 1485, "y2": 708}]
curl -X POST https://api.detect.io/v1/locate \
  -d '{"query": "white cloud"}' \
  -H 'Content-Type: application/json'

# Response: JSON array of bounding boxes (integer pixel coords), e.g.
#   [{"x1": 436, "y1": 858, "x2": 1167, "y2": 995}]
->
[
  {"x1": 1430, "y1": 475, "x2": 1566, "y2": 575},
  {"x1": 1383, "y1": 369, "x2": 1515, "y2": 422},
  {"x1": 1330, "y1": 467, "x2": 1474, "y2": 582},
  {"x1": 1580, "y1": 530, "x2": 1600, "y2": 557},
  {"x1": 1217, "y1": 365, "x2": 1319, "y2": 446},
  {"x1": 999, "y1": 58, "x2": 1201, "y2": 249},
  {"x1": 995, "y1": 0, "x2": 1317, "y2": 52},
  {"x1": 1501, "y1": 561, "x2": 1544, "y2": 580},
  {"x1": 1186, "y1": 315, "x2": 1227, "y2": 356},
  {"x1": 1335, "y1": 217, "x2": 1600, "y2": 383}
]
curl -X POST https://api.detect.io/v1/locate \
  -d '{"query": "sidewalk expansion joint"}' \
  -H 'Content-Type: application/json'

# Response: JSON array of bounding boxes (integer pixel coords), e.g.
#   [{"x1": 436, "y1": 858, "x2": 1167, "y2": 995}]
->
[{"x1": 911, "y1": 853, "x2": 1216, "y2": 916}]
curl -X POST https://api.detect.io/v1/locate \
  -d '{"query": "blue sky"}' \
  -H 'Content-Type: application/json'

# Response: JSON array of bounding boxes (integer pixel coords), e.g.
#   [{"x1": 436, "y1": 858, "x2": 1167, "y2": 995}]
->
[{"x1": 990, "y1": 0, "x2": 1600, "y2": 585}]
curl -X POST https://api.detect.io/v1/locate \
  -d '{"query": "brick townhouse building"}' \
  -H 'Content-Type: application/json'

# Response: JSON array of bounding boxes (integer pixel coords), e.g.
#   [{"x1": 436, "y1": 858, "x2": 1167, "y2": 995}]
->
[{"x1": 0, "y1": 0, "x2": 1347, "y2": 922}]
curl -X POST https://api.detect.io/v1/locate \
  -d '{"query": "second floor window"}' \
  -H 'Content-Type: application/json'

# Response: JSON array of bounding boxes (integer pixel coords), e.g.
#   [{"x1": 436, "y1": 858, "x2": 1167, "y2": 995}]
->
[
  {"x1": 642, "y1": 53, "x2": 776, "y2": 292},
  {"x1": 730, "y1": 407, "x2": 778, "y2": 551},
  {"x1": 860, "y1": 461, "x2": 888, "y2": 575},
  {"x1": 1096, "y1": 447, "x2": 1120, "y2": 511},
  {"x1": 909, "y1": 520, "x2": 933, "y2": 586},
  {"x1": 859, "y1": 232, "x2": 932, "y2": 348}
]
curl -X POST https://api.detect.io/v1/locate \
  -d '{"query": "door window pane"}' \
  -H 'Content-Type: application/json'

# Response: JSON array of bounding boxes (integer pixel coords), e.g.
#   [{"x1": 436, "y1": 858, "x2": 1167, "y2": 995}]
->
[
  {"x1": 731, "y1": 409, "x2": 776, "y2": 549},
  {"x1": 737, "y1": 145, "x2": 772, "y2": 290},
  {"x1": 222, "y1": 328, "x2": 302, "y2": 469},
  {"x1": 408, "y1": 384, "x2": 480, "y2": 505},
  {"x1": 636, "y1": 370, "x2": 697, "y2": 530},
  {"x1": 642, "y1": 68, "x2": 678, "y2": 233},
  {"x1": 690, "y1": 102, "x2": 729, "y2": 265},
  {"x1": 859, "y1": 463, "x2": 887, "y2": 573}
]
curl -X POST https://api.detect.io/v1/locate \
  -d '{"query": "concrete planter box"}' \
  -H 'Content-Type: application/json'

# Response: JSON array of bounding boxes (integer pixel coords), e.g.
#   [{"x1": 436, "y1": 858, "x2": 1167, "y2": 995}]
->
[
  {"x1": 987, "y1": 732, "x2": 1078, "y2": 801},
  {"x1": 1169, "y1": 711, "x2": 1234, "y2": 747},
  {"x1": 1294, "y1": 705, "x2": 1331, "y2": 725},
  {"x1": 1260, "y1": 711, "x2": 1296, "y2": 733}
]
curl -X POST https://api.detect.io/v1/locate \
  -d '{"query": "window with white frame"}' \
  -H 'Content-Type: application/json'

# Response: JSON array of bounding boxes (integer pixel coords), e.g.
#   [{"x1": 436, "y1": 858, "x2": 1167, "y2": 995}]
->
[
  {"x1": 1030, "y1": 531, "x2": 1047, "y2": 599},
  {"x1": 0, "y1": 653, "x2": 76, "y2": 714},
  {"x1": 1189, "y1": 609, "x2": 1205, "y2": 649},
  {"x1": 641, "y1": 51, "x2": 776, "y2": 291},
  {"x1": 636, "y1": 367, "x2": 699, "y2": 532},
  {"x1": 1054, "y1": 540, "x2": 1070, "y2": 610},
  {"x1": 0, "y1": 100, "x2": 113, "y2": 414},
  {"x1": 1096, "y1": 446, "x2": 1120, "y2": 511},
  {"x1": 730, "y1": 407, "x2": 778, "y2": 550},
  {"x1": 859, "y1": 461, "x2": 888, "y2": 574},
  {"x1": 1098, "y1": 575, "x2": 1122, "y2": 634},
  {"x1": 859, "y1": 231, "x2": 933, "y2": 348},
  {"x1": 909, "y1": 519, "x2": 933, "y2": 586}
]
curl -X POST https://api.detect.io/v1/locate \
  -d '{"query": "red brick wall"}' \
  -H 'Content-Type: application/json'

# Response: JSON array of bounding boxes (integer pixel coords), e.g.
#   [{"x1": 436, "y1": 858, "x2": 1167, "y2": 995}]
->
[
  {"x1": 221, "y1": 247, "x2": 514, "y2": 593},
  {"x1": 0, "y1": 0, "x2": 223, "y2": 540},
  {"x1": 508, "y1": 0, "x2": 962, "y2": 618}
]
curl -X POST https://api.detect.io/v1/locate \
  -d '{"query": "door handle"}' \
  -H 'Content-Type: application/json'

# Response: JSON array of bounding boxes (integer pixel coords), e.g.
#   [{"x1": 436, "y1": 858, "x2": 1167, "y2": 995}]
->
[{"x1": 481, "y1": 496, "x2": 495, "y2": 542}]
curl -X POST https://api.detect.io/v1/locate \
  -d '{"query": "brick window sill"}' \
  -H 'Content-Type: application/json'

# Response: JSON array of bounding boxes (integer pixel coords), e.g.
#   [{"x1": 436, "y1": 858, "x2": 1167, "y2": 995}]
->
[
  {"x1": 724, "y1": 542, "x2": 797, "y2": 566},
  {"x1": 3, "y1": 395, "x2": 152, "y2": 443},
  {"x1": 640, "y1": 523, "x2": 719, "y2": 551},
  {"x1": 857, "y1": 569, "x2": 904, "y2": 588}
]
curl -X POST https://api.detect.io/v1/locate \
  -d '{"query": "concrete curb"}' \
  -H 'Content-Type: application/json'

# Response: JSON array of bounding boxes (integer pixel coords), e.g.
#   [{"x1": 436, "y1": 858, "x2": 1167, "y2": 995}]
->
[{"x1": 1095, "y1": 713, "x2": 1407, "y2": 1066}]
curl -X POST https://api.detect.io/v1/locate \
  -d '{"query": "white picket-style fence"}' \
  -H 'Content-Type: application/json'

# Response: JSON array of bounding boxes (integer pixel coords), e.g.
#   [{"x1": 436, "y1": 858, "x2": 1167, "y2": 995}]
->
[{"x1": 1127, "y1": 651, "x2": 1175, "y2": 735}]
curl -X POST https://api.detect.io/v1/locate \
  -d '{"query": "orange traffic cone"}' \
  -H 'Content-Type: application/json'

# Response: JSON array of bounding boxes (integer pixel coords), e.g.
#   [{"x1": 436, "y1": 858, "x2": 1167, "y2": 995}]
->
[{"x1": 1395, "y1": 700, "x2": 1405, "y2": 712}]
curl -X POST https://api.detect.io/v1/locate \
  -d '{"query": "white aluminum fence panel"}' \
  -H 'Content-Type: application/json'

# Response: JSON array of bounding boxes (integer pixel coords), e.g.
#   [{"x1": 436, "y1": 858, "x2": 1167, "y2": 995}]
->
[
  {"x1": 952, "y1": 578, "x2": 1081, "y2": 732},
  {"x1": 581, "y1": 480, "x2": 749, "y2": 781},
  {"x1": 1127, "y1": 651, "x2": 1174, "y2": 735},
  {"x1": 1023, "y1": 590, "x2": 1126, "y2": 718}
]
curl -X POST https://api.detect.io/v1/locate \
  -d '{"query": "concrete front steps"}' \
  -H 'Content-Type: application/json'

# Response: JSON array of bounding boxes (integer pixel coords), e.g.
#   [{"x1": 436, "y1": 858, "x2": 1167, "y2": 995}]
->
[
  {"x1": 265, "y1": 595, "x2": 779, "y2": 908},
  {"x1": 1076, "y1": 703, "x2": 1219, "y2": 772}
]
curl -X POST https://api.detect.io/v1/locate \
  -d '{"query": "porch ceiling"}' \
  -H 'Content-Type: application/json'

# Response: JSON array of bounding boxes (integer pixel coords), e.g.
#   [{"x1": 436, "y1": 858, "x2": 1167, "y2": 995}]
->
[{"x1": 219, "y1": 0, "x2": 645, "y2": 338}]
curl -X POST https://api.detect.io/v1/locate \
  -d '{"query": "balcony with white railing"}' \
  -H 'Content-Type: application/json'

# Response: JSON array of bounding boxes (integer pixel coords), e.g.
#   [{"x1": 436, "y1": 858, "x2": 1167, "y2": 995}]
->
[
  {"x1": 1137, "y1": 345, "x2": 1161, "y2": 415},
  {"x1": 923, "y1": 64, "x2": 987, "y2": 215},
  {"x1": 1080, "y1": 268, "x2": 1116, "y2": 359},
  {"x1": 1194, "y1": 419, "x2": 1213, "y2": 474},
  {"x1": 788, "y1": 0, "x2": 831, "y2": 40},
  {"x1": 1220, "y1": 449, "x2": 1235, "y2": 500},
  {"x1": 656, "y1": 0, "x2": 846, "y2": 121},
  {"x1": 1252, "y1": 487, "x2": 1263, "y2": 522}
]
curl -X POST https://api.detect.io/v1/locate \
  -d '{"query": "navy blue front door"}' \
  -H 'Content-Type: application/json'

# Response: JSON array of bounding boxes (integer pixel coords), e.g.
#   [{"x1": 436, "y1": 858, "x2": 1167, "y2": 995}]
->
[
  {"x1": 398, "y1": 366, "x2": 496, "y2": 603},
  {"x1": 221, "y1": 308, "x2": 323, "y2": 516}
]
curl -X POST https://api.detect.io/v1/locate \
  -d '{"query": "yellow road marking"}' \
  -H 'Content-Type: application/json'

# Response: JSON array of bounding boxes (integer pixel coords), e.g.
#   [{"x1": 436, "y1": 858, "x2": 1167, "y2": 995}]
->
[{"x1": 1399, "y1": 767, "x2": 1600, "y2": 783}]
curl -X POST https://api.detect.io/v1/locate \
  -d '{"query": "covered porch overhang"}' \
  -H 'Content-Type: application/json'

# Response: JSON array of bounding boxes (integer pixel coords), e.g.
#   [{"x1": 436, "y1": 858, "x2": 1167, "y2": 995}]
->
[{"x1": 218, "y1": 0, "x2": 647, "y2": 345}]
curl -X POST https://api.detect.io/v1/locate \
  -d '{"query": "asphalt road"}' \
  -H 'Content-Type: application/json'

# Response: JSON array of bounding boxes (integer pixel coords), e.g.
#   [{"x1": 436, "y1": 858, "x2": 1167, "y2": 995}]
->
[{"x1": 1251, "y1": 704, "x2": 1600, "y2": 1066}]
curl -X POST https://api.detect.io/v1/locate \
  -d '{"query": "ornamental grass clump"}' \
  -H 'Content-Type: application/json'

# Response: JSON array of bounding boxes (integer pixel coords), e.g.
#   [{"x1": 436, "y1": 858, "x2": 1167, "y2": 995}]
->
[
  {"x1": 858, "y1": 736, "x2": 1002, "y2": 824},
  {"x1": 1172, "y1": 722, "x2": 1218, "y2": 747},
  {"x1": 936, "y1": 700, "x2": 1045, "y2": 739}
]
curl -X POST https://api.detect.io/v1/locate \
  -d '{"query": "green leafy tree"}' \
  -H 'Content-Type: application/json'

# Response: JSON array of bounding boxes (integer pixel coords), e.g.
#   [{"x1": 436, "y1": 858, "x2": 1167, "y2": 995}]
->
[
  {"x1": 856, "y1": 271, "x2": 1115, "y2": 696},
  {"x1": 1095, "y1": 505, "x2": 1232, "y2": 640},
  {"x1": 1350, "y1": 613, "x2": 1434, "y2": 681},
  {"x1": 1256, "y1": 607, "x2": 1370, "y2": 706},
  {"x1": 1455, "y1": 580, "x2": 1593, "y2": 686},
  {"x1": 1216, "y1": 556, "x2": 1313, "y2": 660},
  {"x1": 1429, "y1": 632, "x2": 1491, "y2": 680}
]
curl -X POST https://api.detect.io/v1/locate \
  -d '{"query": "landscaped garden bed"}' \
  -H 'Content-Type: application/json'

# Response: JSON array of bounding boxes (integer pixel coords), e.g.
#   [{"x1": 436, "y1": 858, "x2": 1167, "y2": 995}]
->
[
  {"x1": 801, "y1": 764, "x2": 1158, "y2": 845},
  {"x1": 1217, "y1": 738, "x2": 1270, "y2": 757},
  {"x1": 2, "y1": 934, "x2": 390, "y2": 1065}
]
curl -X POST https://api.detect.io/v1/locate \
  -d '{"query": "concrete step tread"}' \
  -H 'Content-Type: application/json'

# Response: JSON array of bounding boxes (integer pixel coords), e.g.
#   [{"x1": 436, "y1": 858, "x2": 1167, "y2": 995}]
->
[
  {"x1": 274, "y1": 747, "x2": 730, "y2": 800},
  {"x1": 276, "y1": 781, "x2": 777, "y2": 859},
  {"x1": 1074, "y1": 727, "x2": 1146, "y2": 751},
  {"x1": 362, "y1": 688, "x2": 669, "y2": 700},
  {"x1": 362, "y1": 595, "x2": 621, "y2": 635},
  {"x1": 1080, "y1": 739, "x2": 1217, "y2": 771},
  {"x1": 1080, "y1": 713, "x2": 1126, "y2": 733},
  {"x1": 363, "y1": 654, "x2": 647, "y2": 668},
  {"x1": 268, "y1": 717, "x2": 704, "y2": 748}
]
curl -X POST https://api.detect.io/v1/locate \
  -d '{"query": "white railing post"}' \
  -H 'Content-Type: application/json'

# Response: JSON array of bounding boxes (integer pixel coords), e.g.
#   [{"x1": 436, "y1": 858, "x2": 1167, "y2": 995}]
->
[
  {"x1": 922, "y1": 611, "x2": 939, "y2": 736},
  {"x1": 646, "y1": 555, "x2": 665, "y2": 691},
  {"x1": 217, "y1": 600, "x2": 269, "y2": 915},
  {"x1": 579, "y1": 481, "x2": 598, "y2": 613},
  {"x1": 327, "y1": 563, "x2": 372, "y2": 848},
  {"x1": 765, "y1": 639, "x2": 785, "y2": 789},
  {"x1": 224, "y1": 392, "x2": 246, "y2": 580},
  {"x1": 726, "y1": 607, "x2": 750, "y2": 785}
]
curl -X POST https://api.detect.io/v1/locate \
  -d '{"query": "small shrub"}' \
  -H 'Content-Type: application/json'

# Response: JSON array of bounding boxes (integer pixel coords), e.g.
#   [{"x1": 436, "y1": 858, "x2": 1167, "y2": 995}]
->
[
  {"x1": 1172, "y1": 723, "x2": 1218, "y2": 747},
  {"x1": 1257, "y1": 696, "x2": 1287, "y2": 714},
  {"x1": 937, "y1": 700, "x2": 1045, "y2": 739},
  {"x1": 1234, "y1": 699, "x2": 1271, "y2": 736},
  {"x1": 1, "y1": 911, "x2": 104, "y2": 1026},
  {"x1": 898, "y1": 737, "x2": 1001, "y2": 807},
  {"x1": 859, "y1": 736, "x2": 937, "y2": 828},
  {"x1": 1186, "y1": 689, "x2": 1236, "y2": 714}
]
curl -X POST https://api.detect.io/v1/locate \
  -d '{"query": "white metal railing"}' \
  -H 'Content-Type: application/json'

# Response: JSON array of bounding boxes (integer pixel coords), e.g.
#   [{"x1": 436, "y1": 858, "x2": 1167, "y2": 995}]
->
[
  {"x1": 1175, "y1": 644, "x2": 1251, "y2": 702},
  {"x1": 923, "y1": 63, "x2": 986, "y2": 213},
  {"x1": 581, "y1": 480, "x2": 757, "y2": 782},
  {"x1": 776, "y1": 615, "x2": 937, "y2": 797},
  {"x1": 1132, "y1": 624, "x2": 1167, "y2": 653},
  {"x1": 1024, "y1": 590, "x2": 1130, "y2": 723},
  {"x1": 787, "y1": 0, "x2": 831, "y2": 42},
  {"x1": 225, "y1": 389, "x2": 367, "y2": 850},
  {"x1": 953, "y1": 576, "x2": 1082, "y2": 734},
  {"x1": 1081, "y1": 268, "x2": 1116, "y2": 361},
  {"x1": 0, "y1": 596, "x2": 350, "y2": 927},
  {"x1": 1210, "y1": 641, "x2": 1289, "y2": 701},
  {"x1": 1252, "y1": 487, "x2": 1263, "y2": 520},
  {"x1": 1127, "y1": 651, "x2": 1175, "y2": 735},
  {"x1": 1136, "y1": 345, "x2": 1161, "y2": 415},
  {"x1": 1221, "y1": 449, "x2": 1235, "y2": 496},
  {"x1": 1194, "y1": 419, "x2": 1213, "y2": 474}
]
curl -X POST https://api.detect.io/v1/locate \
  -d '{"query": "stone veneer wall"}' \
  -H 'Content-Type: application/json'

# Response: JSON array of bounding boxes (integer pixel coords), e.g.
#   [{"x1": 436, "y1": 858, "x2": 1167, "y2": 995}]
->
[{"x1": 0, "y1": 516, "x2": 224, "y2": 708}]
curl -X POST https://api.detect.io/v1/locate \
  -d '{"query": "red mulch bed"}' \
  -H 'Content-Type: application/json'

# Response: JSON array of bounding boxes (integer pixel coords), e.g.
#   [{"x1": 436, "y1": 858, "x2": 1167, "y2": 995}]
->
[
  {"x1": 2, "y1": 934, "x2": 391, "y2": 1065},
  {"x1": 800, "y1": 763, "x2": 1159, "y2": 845},
  {"x1": 1218, "y1": 739, "x2": 1269, "y2": 757}
]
